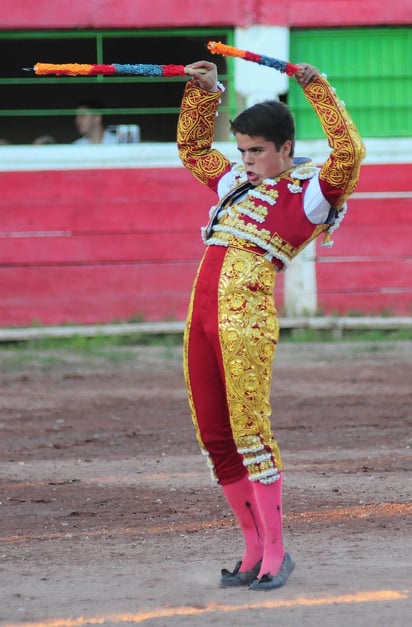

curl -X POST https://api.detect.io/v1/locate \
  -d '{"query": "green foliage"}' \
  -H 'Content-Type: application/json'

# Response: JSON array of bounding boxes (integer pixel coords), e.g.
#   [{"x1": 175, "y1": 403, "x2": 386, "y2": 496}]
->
[
  {"x1": 0, "y1": 332, "x2": 184, "y2": 373},
  {"x1": 280, "y1": 327, "x2": 412, "y2": 342}
]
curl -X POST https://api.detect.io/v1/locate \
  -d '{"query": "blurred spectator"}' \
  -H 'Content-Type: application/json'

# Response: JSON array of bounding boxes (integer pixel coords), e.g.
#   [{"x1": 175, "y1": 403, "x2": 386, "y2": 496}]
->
[{"x1": 73, "y1": 98, "x2": 117, "y2": 144}]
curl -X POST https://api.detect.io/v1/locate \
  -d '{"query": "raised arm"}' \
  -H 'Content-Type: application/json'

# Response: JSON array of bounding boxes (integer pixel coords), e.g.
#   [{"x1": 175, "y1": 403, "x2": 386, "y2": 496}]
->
[
  {"x1": 296, "y1": 65, "x2": 366, "y2": 210},
  {"x1": 177, "y1": 61, "x2": 231, "y2": 191}
]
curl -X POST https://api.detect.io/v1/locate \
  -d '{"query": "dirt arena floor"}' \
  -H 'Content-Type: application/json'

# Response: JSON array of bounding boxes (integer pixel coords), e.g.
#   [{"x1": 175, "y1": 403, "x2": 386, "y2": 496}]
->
[{"x1": 0, "y1": 338, "x2": 411, "y2": 627}]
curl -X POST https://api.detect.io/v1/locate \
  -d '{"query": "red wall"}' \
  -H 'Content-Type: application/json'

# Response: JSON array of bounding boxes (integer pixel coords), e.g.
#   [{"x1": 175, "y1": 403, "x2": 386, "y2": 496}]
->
[
  {"x1": 2, "y1": 0, "x2": 411, "y2": 29},
  {"x1": 316, "y1": 164, "x2": 412, "y2": 316},
  {"x1": 0, "y1": 163, "x2": 410, "y2": 327},
  {"x1": 0, "y1": 167, "x2": 209, "y2": 326}
]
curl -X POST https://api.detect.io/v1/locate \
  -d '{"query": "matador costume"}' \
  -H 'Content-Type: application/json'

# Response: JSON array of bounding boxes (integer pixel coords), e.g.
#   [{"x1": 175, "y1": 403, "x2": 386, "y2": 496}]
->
[{"x1": 177, "y1": 74, "x2": 365, "y2": 488}]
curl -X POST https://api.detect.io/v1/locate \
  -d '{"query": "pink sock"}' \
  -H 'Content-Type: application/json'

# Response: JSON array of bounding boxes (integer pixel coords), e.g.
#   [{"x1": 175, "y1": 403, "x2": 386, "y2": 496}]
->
[
  {"x1": 221, "y1": 475, "x2": 264, "y2": 571},
  {"x1": 253, "y1": 474, "x2": 285, "y2": 577}
]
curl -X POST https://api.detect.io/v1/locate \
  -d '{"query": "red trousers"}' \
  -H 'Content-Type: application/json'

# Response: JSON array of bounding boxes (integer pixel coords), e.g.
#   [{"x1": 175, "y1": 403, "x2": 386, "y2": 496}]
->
[{"x1": 183, "y1": 245, "x2": 283, "y2": 486}]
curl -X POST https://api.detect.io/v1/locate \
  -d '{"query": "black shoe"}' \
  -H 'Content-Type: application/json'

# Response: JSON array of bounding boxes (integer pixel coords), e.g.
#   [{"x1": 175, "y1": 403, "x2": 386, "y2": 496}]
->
[
  {"x1": 248, "y1": 552, "x2": 295, "y2": 591},
  {"x1": 220, "y1": 560, "x2": 262, "y2": 588}
]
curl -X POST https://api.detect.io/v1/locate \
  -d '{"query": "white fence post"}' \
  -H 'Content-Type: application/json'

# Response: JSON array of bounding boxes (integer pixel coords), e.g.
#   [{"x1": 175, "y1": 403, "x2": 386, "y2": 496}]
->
[{"x1": 284, "y1": 240, "x2": 318, "y2": 316}]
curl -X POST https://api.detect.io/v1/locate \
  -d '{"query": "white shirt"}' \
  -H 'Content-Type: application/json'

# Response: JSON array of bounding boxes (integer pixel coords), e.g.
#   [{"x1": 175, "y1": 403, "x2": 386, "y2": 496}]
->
[{"x1": 73, "y1": 130, "x2": 118, "y2": 145}]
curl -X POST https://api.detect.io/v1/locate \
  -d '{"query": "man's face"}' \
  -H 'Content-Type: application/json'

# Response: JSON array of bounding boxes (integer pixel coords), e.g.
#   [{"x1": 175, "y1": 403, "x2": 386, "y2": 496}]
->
[
  {"x1": 75, "y1": 107, "x2": 100, "y2": 136},
  {"x1": 235, "y1": 134, "x2": 293, "y2": 185}
]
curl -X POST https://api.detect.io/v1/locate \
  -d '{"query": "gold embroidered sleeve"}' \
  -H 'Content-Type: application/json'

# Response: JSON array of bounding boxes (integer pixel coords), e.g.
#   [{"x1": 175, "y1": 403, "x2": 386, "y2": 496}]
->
[
  {"x1": 304, "y1": 75, "x2": 366, "y2": 209},
  {"x1": 177, "y1": 81, "x2": 231, "y2": 187}
]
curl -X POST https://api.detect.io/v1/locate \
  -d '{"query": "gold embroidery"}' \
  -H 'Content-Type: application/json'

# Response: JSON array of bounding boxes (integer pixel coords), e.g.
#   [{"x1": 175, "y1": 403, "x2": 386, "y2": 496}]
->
[
  {"x1": 305, "y1": 76, "x2": 366, "y2": 209},
  {"x1": 220, "y1": 213, "x2": 272, "y2": 242},
  {"x1": 235, "y1": 196, "x2": 269, "y2": 220},
  {"x1": 218, "y1": 247, "x2": 282, "y2": 482},
  {"x1": 177, "y1": 82, "x2": 230, "y2": 185},
  {"x1": 265, "y1": 187, "x2": 280, "y2": 200},
  {"x1": 213, "y1": 210, "x2": 307, "y2": 263},
  {"x1": 208, "y1": 174, "x2": 321, "y2": 264}
]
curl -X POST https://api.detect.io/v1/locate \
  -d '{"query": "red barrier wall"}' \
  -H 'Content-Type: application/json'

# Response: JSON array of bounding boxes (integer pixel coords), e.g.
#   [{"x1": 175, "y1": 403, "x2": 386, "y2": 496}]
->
[
  {"x1": 2, "y1": 0, "x2": 411, "y2": 29},
  {"x1": 316, "y1": 164, "x2": 412, "y2": 315},
  {"x1": 0, "y1": 167, "x2": 209, "y2": 326},
  {"x1": 0, "y1": 163, "x2": 410, "y2": 326}
]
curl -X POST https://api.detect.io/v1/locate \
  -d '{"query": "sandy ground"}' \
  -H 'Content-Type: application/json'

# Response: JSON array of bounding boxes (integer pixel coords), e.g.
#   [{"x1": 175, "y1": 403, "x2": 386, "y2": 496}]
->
[{"x1": 0, "y1": 339, "x2": 411, "y2": 627}]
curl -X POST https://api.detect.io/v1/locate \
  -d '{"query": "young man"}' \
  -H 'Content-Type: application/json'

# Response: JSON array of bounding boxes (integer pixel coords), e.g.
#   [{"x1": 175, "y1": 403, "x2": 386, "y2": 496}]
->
[
  {"x1": 177, "y1": 60, "x2": 365, "y2": 591},
  {"x1": 73, "y1": 98, "x2": 117, "y2": 145}
]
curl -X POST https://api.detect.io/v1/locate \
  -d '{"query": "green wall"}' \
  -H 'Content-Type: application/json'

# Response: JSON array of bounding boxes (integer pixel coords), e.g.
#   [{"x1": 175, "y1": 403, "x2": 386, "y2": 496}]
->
[{"x1": 289, "y1": 27, "x2": 412, "y2": 139}]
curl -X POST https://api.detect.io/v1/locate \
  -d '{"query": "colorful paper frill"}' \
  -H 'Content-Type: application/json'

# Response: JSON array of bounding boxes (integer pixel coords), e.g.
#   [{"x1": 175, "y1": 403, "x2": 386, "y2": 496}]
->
[
  {"x1": 33, "y1": 63, "x2": 191, "y2": 77},
  {"x1": 207, "y1": 41, "x2": 300, "y2": 77}
]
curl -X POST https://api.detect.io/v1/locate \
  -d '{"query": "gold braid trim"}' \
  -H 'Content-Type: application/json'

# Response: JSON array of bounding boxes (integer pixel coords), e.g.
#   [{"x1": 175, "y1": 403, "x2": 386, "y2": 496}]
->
[
  {"x1": 177, "y1": 81, "x2": 230, "y2": 185},
  {"x1": 304, "y1": 75, "x2": 366, "y2": 209},
  {"x1": 218, "y1": 248, "x2": 283, "y2": 482}
]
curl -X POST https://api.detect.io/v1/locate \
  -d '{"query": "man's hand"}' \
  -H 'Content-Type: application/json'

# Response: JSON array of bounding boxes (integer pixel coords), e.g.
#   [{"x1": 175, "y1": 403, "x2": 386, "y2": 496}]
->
[
  {"x1": 185, "y1": 61, "x2": 219, "y2": 92},
  {"x1": 295, "y1": 63, "x2": 320, "y2": 88}
]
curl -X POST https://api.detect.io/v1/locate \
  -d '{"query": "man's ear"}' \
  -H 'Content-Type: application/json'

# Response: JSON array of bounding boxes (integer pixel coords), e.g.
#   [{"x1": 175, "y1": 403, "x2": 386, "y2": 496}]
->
[{"x1": 281, "y1": 140, "x2": 292, "y2": 157}]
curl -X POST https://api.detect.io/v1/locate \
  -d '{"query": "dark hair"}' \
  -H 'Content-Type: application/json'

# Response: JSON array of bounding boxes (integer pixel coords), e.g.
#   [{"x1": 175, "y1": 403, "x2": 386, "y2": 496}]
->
[
  {"x1": 230, "y1": 100, "x2": 295, "y2": 157},
  {"x1": 75, "y1": 98, "x2": 104, "y2": 111}
]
